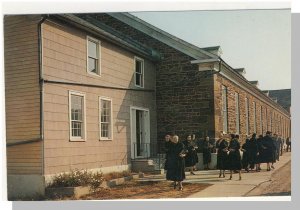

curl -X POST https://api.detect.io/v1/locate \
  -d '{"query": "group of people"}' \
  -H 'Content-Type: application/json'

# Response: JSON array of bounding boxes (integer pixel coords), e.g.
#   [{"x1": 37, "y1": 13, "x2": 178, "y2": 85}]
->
[{"x1": 163, "y1": 131, "x2": 291, "y2": 190}]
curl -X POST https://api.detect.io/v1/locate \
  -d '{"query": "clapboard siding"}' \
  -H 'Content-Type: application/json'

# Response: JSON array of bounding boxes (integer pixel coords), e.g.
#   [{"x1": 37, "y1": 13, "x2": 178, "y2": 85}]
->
[{"x1": 4, "y1": 15, "x2": 43, "y2": 175}]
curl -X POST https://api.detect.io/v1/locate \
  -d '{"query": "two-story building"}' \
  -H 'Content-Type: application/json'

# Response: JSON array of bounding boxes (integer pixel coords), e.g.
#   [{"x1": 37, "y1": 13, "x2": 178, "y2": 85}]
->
[{"x1": 4, "y1": 13, "x2": 291, "y2": 199}]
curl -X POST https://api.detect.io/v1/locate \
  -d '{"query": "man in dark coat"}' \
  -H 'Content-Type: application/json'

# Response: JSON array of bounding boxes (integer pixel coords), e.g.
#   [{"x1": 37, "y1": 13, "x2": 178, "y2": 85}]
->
[
  {"x1": 286, "y1": 137, "x2": 291, "y2": 152},
  {"x1": 164, "y1": 134, "x2": 173, "y2": 170},
  {"x1": 256, "y1": 135, "x2": 264, "y2": 171}
]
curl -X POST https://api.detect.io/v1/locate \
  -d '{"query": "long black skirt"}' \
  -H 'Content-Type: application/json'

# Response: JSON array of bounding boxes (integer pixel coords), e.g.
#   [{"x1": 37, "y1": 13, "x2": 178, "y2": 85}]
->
[{"x1": 228, "y1": 151, "x2": 242, "y2": 170}]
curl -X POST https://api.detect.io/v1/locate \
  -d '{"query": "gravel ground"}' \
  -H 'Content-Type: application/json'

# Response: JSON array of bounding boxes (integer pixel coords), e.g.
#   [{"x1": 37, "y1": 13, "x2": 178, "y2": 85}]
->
[{"x1": 246, "y1": 160, "x2": 291, "y2": 196}]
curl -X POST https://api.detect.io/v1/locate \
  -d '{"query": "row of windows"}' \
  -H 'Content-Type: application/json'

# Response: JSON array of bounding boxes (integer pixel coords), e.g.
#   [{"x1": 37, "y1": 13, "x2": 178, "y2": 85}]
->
[
  {"x1": 69, "y1": 91, "x2": 113, "y2": 141},
  {"x1": 221, "y1": 85, "x2": 288, "y2": 135},
  {"x1": 87, "y1": 36, "x2": 144, "y2": 88}
]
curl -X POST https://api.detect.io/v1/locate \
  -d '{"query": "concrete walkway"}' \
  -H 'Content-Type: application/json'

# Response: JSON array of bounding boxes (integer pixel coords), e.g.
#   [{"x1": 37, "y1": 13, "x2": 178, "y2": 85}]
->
[{"x1": 139, "y1": 152, "x2": 291, "y2": 198}]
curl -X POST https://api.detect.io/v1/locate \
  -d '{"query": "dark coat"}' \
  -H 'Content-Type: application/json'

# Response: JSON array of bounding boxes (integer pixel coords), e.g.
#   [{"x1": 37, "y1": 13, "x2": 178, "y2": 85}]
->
[
  {"x1": 183, "y1": 140, "x2": 198, "y2": 167},
  {"x1": 242, "y1": 139, "x2": 250, "y2": 169},
  {"x1": 203, "y1": 140, "x2": 212, "y2": 164},
  {"x1": 247, "y1": 137, "x2": 259, "y2": 168},
  {"x1": 166, "y1": 142, "x2": 186, "y2": 181},
  {"x1": 164, "y1": 141, "x2": 172, "y2": 170},
  {"x1": 258, "y1": 135, "x2": 276, "y2": 163},
  {"x1": 216, "y1": 139, "x2": 228, "y2": 170},
  {"x1": 228, "y1": 138, "x2": 242, "y2": 170}
]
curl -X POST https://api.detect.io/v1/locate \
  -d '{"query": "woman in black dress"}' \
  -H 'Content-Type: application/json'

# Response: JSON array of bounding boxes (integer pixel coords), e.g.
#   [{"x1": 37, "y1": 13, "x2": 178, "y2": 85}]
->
[
  {"x1": 256, "y1": 135, "x2": 264, "y2": 171},
  {"x1": 248, "y1": 133, "x2": 259, "y2": 171},
  {"x1": 183, "y1": 134, "x2": 198, "y2": 175},
  {"x1": 241, "y1": 137, "x2": 250, "y2": 172},
  {"x1": 216, "y1": 132, "x2": 228, "y2": 178},
  {"x1": 228, "y1": 134, "x2": 242, "y2": 180},
  {"x1": 259, "y1": 131, "x2": 276, "y2": 171},
  {"x1": 203, "y1": 136, "x2": 212, "y2": 170},
  {"x1": 166, "y1": 135, "x2": 186, "y2": 190}
]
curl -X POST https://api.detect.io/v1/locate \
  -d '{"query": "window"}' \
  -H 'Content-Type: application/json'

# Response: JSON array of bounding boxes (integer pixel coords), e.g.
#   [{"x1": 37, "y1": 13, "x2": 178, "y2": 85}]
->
[
  {"x1": 260, "y1": 106, "x2": 263, "y2": 134},
  {"x1": 221, "y1": 85, "x2": 228, "y2": 133},
  {"x1": 87, "y1": 36, "x2": 100, "y2": 75},
  {"x1": 270, "y1": 111, "x2": 273, "y2": 132},
  {"x1": 245, "y1": 98, "x2": 249, "y2": 135},
  {"x1": 100, "y1": 97, "x2": 113, "y2": 140},
  {"x1": 235, "y1": 92, "x2": 240, "y2": 134},
  {"x1": 253, "y1": 102, "x2": 256, "y2": 134},
  {"x1": 266, "y1": 108, "x2": 268, "y2": 131},
  {"x1": 69, "y1": 91, "x2": 86, "y2": 141},
  {"x1": 135, "y1": 57, "x2": 144, "y2": 88}
]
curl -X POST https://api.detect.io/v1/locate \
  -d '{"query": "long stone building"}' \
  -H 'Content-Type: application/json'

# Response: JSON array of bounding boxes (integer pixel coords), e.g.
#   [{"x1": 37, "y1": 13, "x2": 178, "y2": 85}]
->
[{"x1": 4, "y1": 13, "x2": 291, "y2": 199}]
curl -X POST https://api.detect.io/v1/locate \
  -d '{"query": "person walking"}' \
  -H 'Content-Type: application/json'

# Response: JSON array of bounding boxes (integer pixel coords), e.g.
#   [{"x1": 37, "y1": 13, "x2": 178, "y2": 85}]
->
[
  {"x1": 164, "y1": 133, "x2": 173, "y2": 171},
  {"x1": 241, "y1": 137, "x2": 250, "y2": 172},
  {"x1": 256, "y1": 135, "x2": 264, "y2": 171},
  {"x1": 286, "y1": 137, "x2": 291, "y2": 152},
  {"x1": 203, "y1": 136, "x2": 212, "y2": 170},
  {"x1": 260, "y1": 131, "x2": 276, "y2": 171},
  {"x1": 216, "y1": 132, "x2": 228, "y2": 178},
  {"x1": 248, "y1": 133, "x2": 259, "y2": 171},
  {"x1": 228, "y1": 134, "x2": 242, "y2": 180},
  {"x1": 166, "y1": 135, "x2": 186, "y2": 191},
  {"x1": 183, "y1": 134, "x2": 198, "y2": 175}
]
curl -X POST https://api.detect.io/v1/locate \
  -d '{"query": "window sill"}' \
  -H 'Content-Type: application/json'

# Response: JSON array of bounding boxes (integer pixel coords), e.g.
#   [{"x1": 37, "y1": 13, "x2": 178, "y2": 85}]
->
[
  {"x1": 87, "y1": 71, "x2": 101, "y2": 78},
  {"x1": 69, "y1": 138, "x2": 86, "y2": 142},
  {"x1": 99, "y1": 138, "x2": 113, "y2": 141},
  {"x1": 134, "y1": 85, "x2": 144, "y2": 89}
]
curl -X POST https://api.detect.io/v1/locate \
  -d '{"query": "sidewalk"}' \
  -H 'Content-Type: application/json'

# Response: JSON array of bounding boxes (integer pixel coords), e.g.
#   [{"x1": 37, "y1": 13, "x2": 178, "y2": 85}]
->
[{"x1": 139, "y1": 152, "x2": 291, "y2": 198}]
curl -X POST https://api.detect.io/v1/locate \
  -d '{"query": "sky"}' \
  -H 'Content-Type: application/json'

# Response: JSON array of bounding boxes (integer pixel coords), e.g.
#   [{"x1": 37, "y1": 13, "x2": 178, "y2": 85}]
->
[{"x1": 132, "y1": 10, "x2": 291, "y2": 91}]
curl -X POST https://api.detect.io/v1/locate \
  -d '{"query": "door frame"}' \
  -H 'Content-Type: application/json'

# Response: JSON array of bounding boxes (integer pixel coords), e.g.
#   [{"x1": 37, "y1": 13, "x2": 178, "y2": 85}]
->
[{"x1": 130, "y1": 106, "x2": 150, "y2": 159}]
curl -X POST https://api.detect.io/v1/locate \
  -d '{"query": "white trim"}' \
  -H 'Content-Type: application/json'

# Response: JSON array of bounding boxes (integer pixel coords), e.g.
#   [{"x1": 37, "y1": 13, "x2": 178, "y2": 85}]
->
[
  {"x1": 130, "y1": 106, "x2": 150, "y2": 159},
  {"x1": 99, "y1": 96, "x2": 113, "y2": 141},
  {"x1": 86, "y1": 35, "x2": 101, "y2": 77},
  {"x1": 69, "y1": 90, "x2": 87, "y2": 142},
  {"x1": 134, "y1": 56, "x2": 144, "y2": 88}
]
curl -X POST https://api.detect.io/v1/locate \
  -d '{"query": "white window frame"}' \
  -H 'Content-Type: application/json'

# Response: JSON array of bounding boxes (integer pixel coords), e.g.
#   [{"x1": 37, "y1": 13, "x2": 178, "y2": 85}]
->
[
  {"x1": 235, "y1": 92, "x2": 240, "y2": 134},
  {"x1": 245, "y1": 98, "x2": 249, "y2": 135},
  {"x1": 253, "y1": 101, "x2": 256, "y2": 134},
  {"x1": 99, "y1": 96, "x2": 113, "y2": 141},
  {"x1": 87, "y1": 36, "x2": 101, "y2": 76},
  {"x1": 221, "y1": 85, "x2": 228, "y2": 133},
  {"x1": 134, "y1": 56, "x2": 144, "y2": 88},
  {"x1": 69, "y1": 90, "x2": 86, "y2": 141}
]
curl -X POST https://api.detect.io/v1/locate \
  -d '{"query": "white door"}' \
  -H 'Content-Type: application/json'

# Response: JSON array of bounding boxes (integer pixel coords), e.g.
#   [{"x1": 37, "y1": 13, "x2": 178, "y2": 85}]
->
[{"x1": 130, "y1": 107, "x2": 150, "y2": 159}]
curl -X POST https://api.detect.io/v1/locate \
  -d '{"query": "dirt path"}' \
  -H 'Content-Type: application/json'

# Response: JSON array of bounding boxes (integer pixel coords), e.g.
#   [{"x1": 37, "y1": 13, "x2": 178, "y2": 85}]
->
[{"x1": 246, "y1": 161, "x2": 291, "y2": 196}]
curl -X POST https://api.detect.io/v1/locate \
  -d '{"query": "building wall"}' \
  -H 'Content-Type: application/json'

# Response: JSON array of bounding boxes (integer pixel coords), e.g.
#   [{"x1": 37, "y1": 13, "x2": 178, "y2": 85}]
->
[
  {"x1": 93, "y1": 14, "x2": 215, "y2": 142},
  {"x1": 4, "y1": 15, "x2": 43, "y2": 175},
  {"x1": 42, "y1": 20, "x2": 157, "y2": 175},
  {"x1": 214, "y1": 67, "x2": 291, "y2": 142}
]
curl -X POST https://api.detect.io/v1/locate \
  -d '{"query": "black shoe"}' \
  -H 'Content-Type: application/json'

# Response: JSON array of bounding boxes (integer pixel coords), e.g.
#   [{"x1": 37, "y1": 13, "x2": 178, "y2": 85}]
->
[{"x1": 173, "y1": 182, "x2": 177, "y2": 189}]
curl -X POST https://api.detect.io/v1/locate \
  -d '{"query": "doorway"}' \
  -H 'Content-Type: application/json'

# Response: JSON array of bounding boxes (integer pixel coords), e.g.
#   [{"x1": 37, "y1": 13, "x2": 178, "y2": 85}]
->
[{"x1": 130, "y1": 107, "x2": 150, "y2": 159}]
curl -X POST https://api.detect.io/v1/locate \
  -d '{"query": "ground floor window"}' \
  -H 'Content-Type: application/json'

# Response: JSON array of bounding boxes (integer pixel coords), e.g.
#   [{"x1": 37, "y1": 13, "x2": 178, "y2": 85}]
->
[{"x1": 69, "y1": 91, "x2": 86, "y2": 141}]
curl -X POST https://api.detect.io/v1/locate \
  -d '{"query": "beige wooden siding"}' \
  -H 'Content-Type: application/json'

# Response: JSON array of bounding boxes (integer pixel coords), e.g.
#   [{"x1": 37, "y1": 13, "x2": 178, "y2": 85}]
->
[
  {"x1": 4, "y1": 15, "x2": 42, "y2": 174},
  {"x1": 42, "y1": 20, "x2": 157, "y2": 175}
]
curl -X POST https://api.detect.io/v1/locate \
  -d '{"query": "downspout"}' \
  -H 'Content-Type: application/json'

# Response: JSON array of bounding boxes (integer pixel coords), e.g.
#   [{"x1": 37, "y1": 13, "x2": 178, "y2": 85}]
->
[{"x1": 38, "y1": 15, "x2": 49, "y2": 177}]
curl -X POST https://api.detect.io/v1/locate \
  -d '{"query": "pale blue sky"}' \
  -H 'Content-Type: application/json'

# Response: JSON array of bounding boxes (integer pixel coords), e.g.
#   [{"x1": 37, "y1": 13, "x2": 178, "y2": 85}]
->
[{"x1": 132, "y1": 10, "x2": 291, "y2": 90}]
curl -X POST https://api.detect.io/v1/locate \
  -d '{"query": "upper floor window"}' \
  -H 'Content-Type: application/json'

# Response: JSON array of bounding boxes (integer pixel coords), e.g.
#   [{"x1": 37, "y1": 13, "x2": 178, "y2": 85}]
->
[
  {"x1": 135, "y1": 57, "x2": 144, "y2": 88},
  {"x1": 221, "y1": 85, "x2": 228, "y2": 133},
  {"x1": 69, "y1": 91, "x2": 86, "y2": 141},
  {"x1": 253, "y1": 101, "x2": 256, "y2": 134},
  {"x1": 235, "y1": 92, "x2": 240, "y2": 134},
  {"x1": 245, "y1": 98, "x2": 249, "y2": 135},
  {"x1": 87, "y1": 36, "x2": 101, "y2": 76}
]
